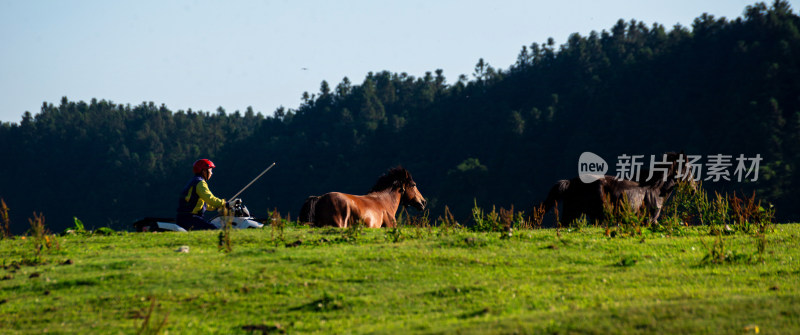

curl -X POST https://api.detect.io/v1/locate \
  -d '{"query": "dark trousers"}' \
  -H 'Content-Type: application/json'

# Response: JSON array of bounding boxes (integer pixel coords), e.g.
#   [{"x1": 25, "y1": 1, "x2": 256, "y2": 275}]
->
[{"x1": 176, "y1": 213, "x2": 217, "y2": 230}]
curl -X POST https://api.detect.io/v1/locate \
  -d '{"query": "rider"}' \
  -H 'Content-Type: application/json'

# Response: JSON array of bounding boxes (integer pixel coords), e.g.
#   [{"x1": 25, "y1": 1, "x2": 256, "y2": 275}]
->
[{"x1": 176, "y1": 159, "x2": 235, "y2": 230}]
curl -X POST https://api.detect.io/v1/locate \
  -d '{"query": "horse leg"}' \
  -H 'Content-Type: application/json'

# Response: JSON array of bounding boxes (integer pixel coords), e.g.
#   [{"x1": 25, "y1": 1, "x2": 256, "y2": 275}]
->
[
  {"x1": 360, "y1": 210, "x2": 384, "y2": 228},
  {"x1": 650, "y1": 207, "x2": 662, "y2": 224},
  {"x1": 647, "y1": 192, "x2": 663, "y2": 224},
  {"x1": 383, "y1": 212, "x2": 397, "y2": 228},
  {"x1": 337, "y1": 204, "x2": 350, "y2": 228}
]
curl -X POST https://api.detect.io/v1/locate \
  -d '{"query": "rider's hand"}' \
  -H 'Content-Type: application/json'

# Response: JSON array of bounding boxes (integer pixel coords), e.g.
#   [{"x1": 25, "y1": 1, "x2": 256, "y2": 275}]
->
[{"x1": 225, "y1": 198, "x2": 242, "y2": 209}]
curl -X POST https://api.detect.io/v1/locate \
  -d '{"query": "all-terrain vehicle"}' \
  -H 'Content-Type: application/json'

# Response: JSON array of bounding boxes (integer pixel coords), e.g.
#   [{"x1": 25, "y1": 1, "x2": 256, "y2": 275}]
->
[{"x1": 132, "y1": 199, "x2": 264, "y2": 232}]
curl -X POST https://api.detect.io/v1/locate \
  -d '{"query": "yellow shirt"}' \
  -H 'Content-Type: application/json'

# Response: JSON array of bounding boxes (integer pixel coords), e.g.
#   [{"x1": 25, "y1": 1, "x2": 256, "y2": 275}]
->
[{"x1": 186, "y1": 180, "x2": 226, "y2": 214}]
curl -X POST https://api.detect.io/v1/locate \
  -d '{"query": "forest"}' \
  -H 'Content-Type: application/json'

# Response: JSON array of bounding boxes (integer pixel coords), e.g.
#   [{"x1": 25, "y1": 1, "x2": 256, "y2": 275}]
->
[{"x1": 0, "y1": 1, "x2": 798, "y2": 234}]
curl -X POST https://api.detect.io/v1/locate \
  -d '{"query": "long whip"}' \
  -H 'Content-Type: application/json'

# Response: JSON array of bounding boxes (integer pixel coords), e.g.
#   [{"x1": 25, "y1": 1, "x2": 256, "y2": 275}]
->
[{"x1": 229, "y1": 162, "x2": 276, "y2": 200}]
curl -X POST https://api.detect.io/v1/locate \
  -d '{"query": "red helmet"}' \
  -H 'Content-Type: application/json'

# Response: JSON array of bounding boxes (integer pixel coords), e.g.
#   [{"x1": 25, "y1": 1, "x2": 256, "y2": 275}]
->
[{"x1": 193, "y1": 159, "x2": 216, "y2": 175}]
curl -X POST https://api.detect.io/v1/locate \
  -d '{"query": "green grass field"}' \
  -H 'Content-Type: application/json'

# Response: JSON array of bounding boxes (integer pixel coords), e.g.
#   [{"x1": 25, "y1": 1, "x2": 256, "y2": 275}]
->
[{"x1": 1, "y1": 224, "x2": 798, "y2": 334}]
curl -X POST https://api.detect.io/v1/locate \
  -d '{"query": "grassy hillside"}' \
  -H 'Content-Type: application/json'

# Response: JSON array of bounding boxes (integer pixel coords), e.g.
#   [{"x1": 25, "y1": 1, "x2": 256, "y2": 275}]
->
[
  {"x1": 4, "y1": 2, "x2": 800, "y2": 232},
  {"x1": 1, "y1": 224, "x2": 798, "y2": 334}
]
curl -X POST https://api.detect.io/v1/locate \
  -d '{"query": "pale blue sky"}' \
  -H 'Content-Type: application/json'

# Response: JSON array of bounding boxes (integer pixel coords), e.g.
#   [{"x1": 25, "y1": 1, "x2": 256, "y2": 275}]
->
[{"x1": 0, "y1": 0, "x2": 789, "y2": 123}]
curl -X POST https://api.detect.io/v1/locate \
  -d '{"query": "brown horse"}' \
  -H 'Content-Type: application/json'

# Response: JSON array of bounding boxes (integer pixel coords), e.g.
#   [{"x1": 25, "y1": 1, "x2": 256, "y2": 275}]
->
[
  {"x1": 299, "y1": 167, "x2": 427, "y2": 228},
  {"x1": 542, "y1": 152, "x2": 696, "y2": 225}
]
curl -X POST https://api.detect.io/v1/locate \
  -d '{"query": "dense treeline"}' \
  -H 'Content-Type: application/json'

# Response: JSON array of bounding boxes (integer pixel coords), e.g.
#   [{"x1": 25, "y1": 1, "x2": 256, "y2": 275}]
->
[{"x1": 1, "y1": 1, "x2": 798, "y2": 233}]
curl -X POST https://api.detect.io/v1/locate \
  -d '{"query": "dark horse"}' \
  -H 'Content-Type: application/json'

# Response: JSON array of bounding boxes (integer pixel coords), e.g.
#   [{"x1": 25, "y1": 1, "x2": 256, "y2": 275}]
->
[
  {"x1": 299, "y1": 167, "x2": 427, "y2": 228},
  {"x1": 543, "y1": 152, "x2": 696, "y2": 225}
]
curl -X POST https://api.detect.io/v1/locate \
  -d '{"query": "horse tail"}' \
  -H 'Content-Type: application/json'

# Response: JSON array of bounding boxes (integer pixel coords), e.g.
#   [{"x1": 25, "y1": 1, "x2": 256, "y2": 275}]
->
[
  {"x1": 299, "y1": 195, "x2": 320, "y2": 224},
  {"x1": 543, "y1": 180, "x2": 570, "y2": 213}
]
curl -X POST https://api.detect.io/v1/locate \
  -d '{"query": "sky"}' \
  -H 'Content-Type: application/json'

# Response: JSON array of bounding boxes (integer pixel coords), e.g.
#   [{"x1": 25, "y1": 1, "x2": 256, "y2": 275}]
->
[{"x1": 0, "y1": 0, "x2": 794, "y2": 124}]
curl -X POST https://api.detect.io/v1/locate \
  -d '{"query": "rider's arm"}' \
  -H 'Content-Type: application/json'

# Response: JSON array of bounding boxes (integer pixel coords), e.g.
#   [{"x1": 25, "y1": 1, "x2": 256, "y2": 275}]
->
[{"x1": 196, "y1": 180, "x2": 226, "y2": 211}]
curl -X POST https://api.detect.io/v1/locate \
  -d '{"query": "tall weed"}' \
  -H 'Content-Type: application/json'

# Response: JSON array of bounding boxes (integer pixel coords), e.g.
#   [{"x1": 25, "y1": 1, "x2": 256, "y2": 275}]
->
[
  {"x1": 729, "y1": 191, "x2": 775, "y2": 234},
  {"x1": 471, "y1": 200, "x2": 502, "y2": 232},
  {"x1": 526, "y1": 203, "x2": 545, "y2": 229},
  {"x1": 407, "y1": 209, "x2": 431, "y2": 239},
  {"x1": 385, "y1": 225, "x2": 403, "y2": 243},
  {"x1": 342, "y1": 218, "x2": 364, "y2": 243},
  {"x1": 27, "y1": 212, "x2": 59, "y2": 264},
  {"x1": 699, "y1": 232, "x2": 750, "y2": 265},
  {"x1": 704, "y1": 192, "x2": 730, "y2": 235},
  {"x1": 269, "y1": 209, "x2": 286, "y2": 246},
  {"x1": 435, "y1": 206, "x2": 461, "y2": 237},
  {"x1": 661, "y1": 181, "x2": 775, "y2": 237},
  {"x1": 661, "y1": 180, "x2": 704, "y2": 226},
  {"x1": 218, "y1": 207, "x2": 233, "y2": 253},
  {"x1": 651, "y1": 206, "x2": 686, "y2": 236},
  {"x1": 602, "y1": 194, "x2": 647, "y2": 237},
  {"x1": 470, "y1": 201, "x2": 528, "y2": 233},
  {"x1": 0, "y1": 199, "x2": 9, "y2": 239},
  {"x1": 136, "y1": 296, "x2": 169, "y2": 335}
]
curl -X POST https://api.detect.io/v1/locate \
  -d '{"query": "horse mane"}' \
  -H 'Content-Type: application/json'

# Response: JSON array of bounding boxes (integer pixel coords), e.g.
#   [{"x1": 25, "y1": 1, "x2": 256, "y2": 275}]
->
[
  {"x1": 638, "y1": 151, "x2": 683, "y2": 186},
  {"x1": 369, "y1": 167, "x2": 413, "y2": 193}
]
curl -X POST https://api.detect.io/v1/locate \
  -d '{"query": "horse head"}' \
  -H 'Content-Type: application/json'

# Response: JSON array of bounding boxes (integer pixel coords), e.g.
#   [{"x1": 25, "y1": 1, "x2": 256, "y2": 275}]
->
[
  {"x1": 372, "y1": 167, "x2": 427, "y2": 210},
  {"x1": 399, "y1": 180, "x2": 427, "y2": 211},
  {"x1": 664, "y1": 151, "x2": 698, "y2": 194}
]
